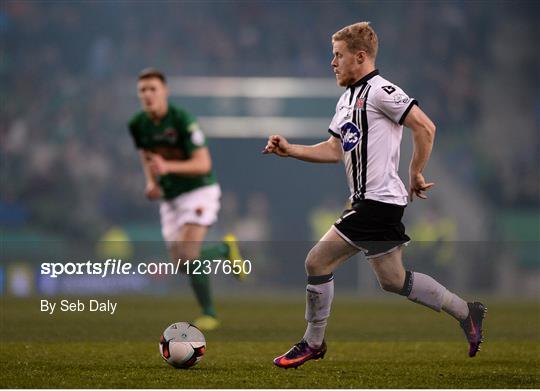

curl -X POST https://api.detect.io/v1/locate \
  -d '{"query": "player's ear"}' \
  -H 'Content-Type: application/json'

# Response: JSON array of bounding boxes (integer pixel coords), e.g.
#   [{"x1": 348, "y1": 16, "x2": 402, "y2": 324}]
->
[{"x1": 356, "y1": 50, "x2": 366, "y2": 64}]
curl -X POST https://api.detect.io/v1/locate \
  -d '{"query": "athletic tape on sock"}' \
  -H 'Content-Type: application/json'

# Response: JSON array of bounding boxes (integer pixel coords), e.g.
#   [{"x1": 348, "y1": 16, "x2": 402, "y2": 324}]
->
[
  {"x1": 307, "y1": 273, "x2": 334, "y2": 285},
  {"x1": 399, "y1": 270, "x2": 414, "y2": 296}
]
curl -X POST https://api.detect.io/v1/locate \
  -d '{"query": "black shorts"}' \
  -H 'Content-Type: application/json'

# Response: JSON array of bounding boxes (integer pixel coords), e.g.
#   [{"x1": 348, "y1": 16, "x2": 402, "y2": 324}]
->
[{"x1": 333, "y1": 199, "x2": 410, "y2": 259}]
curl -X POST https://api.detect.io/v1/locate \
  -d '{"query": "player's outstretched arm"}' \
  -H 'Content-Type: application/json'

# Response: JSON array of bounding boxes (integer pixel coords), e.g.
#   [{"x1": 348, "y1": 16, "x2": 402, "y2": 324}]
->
[
  {"x1": 403, "y1": 105, "x2": 436, "y2": 201},
  {"x1": 262, "y1": 135, "x2": 342, "y2": 163},
  {"x1": 147, "y1": 147, "x2": 212, "y2": 177}
]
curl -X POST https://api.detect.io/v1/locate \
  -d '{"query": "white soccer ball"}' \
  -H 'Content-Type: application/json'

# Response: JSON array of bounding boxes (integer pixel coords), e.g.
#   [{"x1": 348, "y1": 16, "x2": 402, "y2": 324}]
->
[{"x1": 159, "y1": 322, "x2": 206, "y2": 368}]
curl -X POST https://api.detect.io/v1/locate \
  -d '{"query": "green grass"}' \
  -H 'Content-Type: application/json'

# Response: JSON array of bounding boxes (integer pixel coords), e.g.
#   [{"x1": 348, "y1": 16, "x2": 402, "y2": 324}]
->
[{"x1": 1, "y1": 296, "x2": 539, "y2": 388}]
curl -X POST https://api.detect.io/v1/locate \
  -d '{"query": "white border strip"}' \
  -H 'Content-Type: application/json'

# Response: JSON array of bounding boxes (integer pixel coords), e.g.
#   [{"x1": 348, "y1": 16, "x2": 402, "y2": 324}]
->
[
  {"x1": 198, "y1": 116, "x2": 330, "y2": 138},
  {"x1": 168, "y1": 77, "x2": 340, "y2": 98}
]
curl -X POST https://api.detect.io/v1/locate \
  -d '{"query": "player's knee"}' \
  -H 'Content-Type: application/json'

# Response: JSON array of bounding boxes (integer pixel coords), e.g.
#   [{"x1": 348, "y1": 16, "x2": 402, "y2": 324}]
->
[
  {"x1": 305, "y1": 257, "x2": 318, "y2": 275},
  {"x1": 168, "y1": 246, "x2": 194, "y2": 274},
  {"x1": 173, "y1": 257, "x2": 190, "y2": 275},
  {"x1": 377, "y1": 275, "x2": 402, "y2": 293},
  {"x1": 305, "y1": 249, "x2": 323, "y2": 275}
]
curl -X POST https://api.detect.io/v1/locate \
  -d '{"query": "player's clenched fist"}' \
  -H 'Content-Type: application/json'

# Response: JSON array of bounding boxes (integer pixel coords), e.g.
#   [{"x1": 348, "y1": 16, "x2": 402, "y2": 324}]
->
[
  {"x1": 145, "y1": 182, "x2": 162, "y2": 200},
  {"x1": 262, "y1": 135, "x2": 291, "y2": 157},
  {"x1": 147, "y1": 153, "x2": 170, "y2": 176}
]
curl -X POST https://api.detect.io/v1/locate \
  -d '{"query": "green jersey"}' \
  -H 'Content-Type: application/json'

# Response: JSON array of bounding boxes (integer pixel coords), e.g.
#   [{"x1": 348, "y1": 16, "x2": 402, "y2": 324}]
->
[{"x1": 128, "y1": 104, "x2": 217, "y2": 200}]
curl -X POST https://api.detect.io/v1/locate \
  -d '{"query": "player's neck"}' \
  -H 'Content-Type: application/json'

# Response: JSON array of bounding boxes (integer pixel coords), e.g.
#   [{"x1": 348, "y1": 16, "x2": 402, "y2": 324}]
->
[
  {"x1": 148, "y1": 104, "x2": 168, "y2": 123},
  {"x1": 351, "y1": 65, "x2": 377, "y2": 86}
]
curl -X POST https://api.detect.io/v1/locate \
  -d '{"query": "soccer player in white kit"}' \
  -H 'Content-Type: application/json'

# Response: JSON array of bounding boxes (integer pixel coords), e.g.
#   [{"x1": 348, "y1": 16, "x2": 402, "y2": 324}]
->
[{"x1": 264, "y1": 22, "x2": 486, "y2": 369}]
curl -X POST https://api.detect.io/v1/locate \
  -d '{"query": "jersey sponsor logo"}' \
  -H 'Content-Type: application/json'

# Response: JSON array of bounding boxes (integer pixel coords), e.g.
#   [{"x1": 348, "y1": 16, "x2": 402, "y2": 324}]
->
[
  {"x1": 163, "y1": 128, "x2": 178, "y2": 143},
  {"x1": 340, "y1": 122, "x2": 360, "y2": 152},
  {"x1": 381, "y1": 85, "x2": 396, "y2": 95}
]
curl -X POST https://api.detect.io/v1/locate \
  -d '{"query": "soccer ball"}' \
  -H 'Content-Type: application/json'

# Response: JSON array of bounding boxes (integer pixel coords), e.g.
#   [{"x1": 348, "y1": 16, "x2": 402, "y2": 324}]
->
[{"x1": 159, "y1": 322, "x2": 206, "y2": 368}]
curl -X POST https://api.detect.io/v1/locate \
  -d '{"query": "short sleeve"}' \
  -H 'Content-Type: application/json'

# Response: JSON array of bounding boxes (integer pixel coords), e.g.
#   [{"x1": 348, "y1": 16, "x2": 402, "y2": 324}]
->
[
  {"x1": 184, "y1": 121, "x2": 207, "y2": 153},
  {"x1": 372, "y1": 84, "x2": 418, "y2": 125},
  {"x1": 177, "y1": 110, "x2": 207, "y2": 153},
  {"x1": 328, "y1": 102, "x2": 341, "y2": 139}
]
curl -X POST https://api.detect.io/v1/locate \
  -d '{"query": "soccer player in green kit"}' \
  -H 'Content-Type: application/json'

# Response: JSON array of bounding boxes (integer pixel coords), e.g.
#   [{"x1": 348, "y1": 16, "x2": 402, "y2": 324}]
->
[{"x1": 128, "y1": 68, "x2": 242, "y2": 331}]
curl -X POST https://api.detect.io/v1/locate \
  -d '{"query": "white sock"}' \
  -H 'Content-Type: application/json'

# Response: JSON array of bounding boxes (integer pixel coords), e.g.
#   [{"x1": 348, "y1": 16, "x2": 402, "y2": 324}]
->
[
  {"x1": 304, "y1": 320, "x2": 327, "y2": 348},
  {"x1": 303, "y1": 274, "x2": 334, "y2": 348},
  {"x1": 442, "y1": 289, "x2": 469, "y2": 321},
  {"x1": 406, "y1": 272, "x2": 468, "y2": 320}
]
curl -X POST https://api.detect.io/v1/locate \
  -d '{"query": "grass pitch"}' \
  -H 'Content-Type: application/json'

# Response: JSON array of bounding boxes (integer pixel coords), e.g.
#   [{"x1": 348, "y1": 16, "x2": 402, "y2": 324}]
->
[{"x1": 1, "y1": 296, "x2": 539, "y2": 388}]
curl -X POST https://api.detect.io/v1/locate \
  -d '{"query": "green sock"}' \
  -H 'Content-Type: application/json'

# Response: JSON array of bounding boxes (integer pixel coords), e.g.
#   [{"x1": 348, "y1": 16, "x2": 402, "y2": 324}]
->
[
  {"x1": 189, "y1": 243, "x2": 228, "y2": 318},
  {"x1": 199, "y1": 243, "x2": 229, "y2": 260},
  {"x1": 190, "y1": 273, "x2": 216, "y2": 318}
]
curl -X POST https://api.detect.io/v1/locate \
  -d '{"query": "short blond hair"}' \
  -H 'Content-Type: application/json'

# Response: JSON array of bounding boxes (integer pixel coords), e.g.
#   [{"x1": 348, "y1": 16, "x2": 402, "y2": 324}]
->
[{"x1": 332, "y1": 22, "x2": 379, "y2": 60}]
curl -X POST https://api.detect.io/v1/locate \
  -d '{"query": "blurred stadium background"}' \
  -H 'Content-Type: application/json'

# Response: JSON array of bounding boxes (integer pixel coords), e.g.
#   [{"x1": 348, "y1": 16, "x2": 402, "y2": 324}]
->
[{"x1": 1, "y1": 0, "x2": 539, "y2": 299}]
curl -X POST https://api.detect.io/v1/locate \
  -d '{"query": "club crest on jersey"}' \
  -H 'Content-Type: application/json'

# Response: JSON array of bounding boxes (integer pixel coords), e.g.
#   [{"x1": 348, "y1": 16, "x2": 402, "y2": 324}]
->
[
  {"x1": 356, "y1": 97, "x2": 365, "y2": 109},
  {"x1": 340, "y1": 122, "x2": 360, "y2": 152}
]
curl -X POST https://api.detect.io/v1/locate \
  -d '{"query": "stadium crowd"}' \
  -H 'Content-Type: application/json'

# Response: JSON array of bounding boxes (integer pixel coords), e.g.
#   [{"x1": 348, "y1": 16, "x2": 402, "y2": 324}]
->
[{"x1": 1, "y1": 1, "x2": 537, "y2": 240}]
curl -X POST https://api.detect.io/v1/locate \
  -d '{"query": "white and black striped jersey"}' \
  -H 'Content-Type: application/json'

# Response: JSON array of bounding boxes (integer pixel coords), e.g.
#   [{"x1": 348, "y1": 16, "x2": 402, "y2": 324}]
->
[{"x1": 328, "y1": 70, "x2": 417, "y2": 206}]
